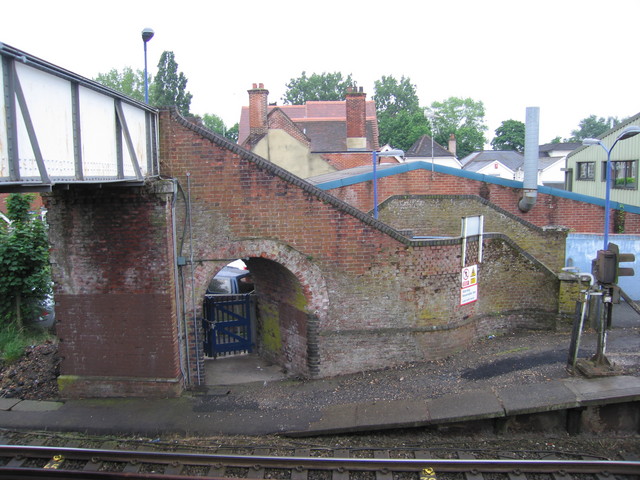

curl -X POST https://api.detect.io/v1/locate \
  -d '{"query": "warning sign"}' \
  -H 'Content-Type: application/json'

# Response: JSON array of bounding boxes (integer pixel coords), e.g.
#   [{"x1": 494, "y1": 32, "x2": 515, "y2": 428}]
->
[
  {"x1": 460, "y1": 284, "x2": 478, "y2": 305},
  {"x1": 461, "y1": 265, "x2": 478, "y2": 288},
  {"x1": 460, "y1": 265, "x2": 478, "y2": 305}
]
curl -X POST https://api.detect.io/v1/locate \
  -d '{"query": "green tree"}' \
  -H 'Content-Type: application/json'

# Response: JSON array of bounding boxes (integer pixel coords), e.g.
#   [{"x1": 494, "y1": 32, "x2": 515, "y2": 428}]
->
[
  {"x1": 0, "y1": 194, "x2": 51, "y2": 330},
  {"x1": 282, "y1": 71, "x2": 354, "y2": 104},
  {"x1": 427, "y1": 97, "x2": 488, "y2": 159},
  {"x1": 226, "y1": 123, "x2": 239, "y2": 143},
  {"x1": 491, "y1": 119, "x2": 525, "y2": 152},
  {"x1": 569, "y1": 115, "x2": 620, "y2": 141},
  {"x1": 94, "y1": 67, "x2": 146, "y2": 102},
  {"x1": 150, "y1": 51, "x2": 193, "y2": 115},
  {"x1": 201, "y1": 114, "x2": 239, "y2": 143},
  {"x1": 374, "y1": 75, "x2": 429, "y2": 150}
]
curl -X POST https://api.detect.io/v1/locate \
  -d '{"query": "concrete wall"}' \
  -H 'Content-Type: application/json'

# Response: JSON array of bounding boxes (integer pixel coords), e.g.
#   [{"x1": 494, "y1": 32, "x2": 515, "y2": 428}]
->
[
  {"x1": 566, "y1": 233, "x2": 640, "y2": 300},
  {"x1": 253, "y1": 130, "x2": 336, "y2": 178}
]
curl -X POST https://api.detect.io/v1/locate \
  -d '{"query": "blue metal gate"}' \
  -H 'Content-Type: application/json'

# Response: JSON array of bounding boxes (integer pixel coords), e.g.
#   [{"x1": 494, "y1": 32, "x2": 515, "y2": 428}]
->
[{"x1": 203, "y1": 294, "x2": 253, "y2": 357}]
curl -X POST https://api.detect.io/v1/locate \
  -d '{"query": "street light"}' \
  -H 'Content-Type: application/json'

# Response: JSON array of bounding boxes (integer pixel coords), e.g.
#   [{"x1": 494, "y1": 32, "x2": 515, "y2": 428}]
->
[
  {"x1": 141, "y1": 28, "x2": 155, "y2": 104},
  {"x1": 372, "y1": 149, "x2": 404, "y2": 219},
  {"x1": 582, "y1": 125, "x2": 640, "y2": 249}
]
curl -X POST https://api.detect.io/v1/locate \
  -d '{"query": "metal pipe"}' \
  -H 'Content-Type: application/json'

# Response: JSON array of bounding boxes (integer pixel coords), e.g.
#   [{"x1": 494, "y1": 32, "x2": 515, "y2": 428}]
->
[
  {"x1": 170, "y1": 178, "x2": 188, "y2": 384},
  {"x1": 186, "y1": 172, "x2": 201, "y2": 384},
  {"x1": 518, "y1": 107, "x2": 539, "y2": 212},
  {"x1": 372, "y1": 151, "x2": 378, "y2": 219}
]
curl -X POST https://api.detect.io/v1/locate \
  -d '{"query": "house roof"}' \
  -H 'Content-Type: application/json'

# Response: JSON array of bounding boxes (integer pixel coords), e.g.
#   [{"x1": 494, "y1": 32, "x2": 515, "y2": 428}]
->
[
  {"x1": 238, "y1": 101, "x2": 379, "y2": 152},
  {"x1": 460, "y1": 151, "x2": 524, "y2": 171},
  {"x1": 405, "y1": 135, "x2": 454, "y2": 158},
  {"x1": 539, "y1": 142, "x2": 581, "y2": 156}
]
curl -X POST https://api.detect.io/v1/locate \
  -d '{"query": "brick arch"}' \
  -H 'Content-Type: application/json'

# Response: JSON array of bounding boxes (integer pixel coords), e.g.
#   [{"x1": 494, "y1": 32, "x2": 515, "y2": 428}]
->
[
  {"x1": 206, "y1": 239, "x2": 329, "y2": 318},
  {"x1": 193, "y1": 239, "x2": 329, "y2": 379}
]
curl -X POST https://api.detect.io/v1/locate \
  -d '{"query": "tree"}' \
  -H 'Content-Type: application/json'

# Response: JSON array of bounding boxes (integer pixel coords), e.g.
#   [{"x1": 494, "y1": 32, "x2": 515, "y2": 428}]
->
[
  {"x1": 94, "y1": 67, "x2": 146, "y2": 102},
  {"x1": 491, "y1": 119, "x2": 525, "y2": 152},
  {"x1": 226, "y1": 123, "x2": 239, "y2": 143},
  {"x1": 150, "y1": 51, "x2": 193, "y2": 116},
  {"x1": 374, "y1": 75, "x2": 429, "y2": 151},
  {"x1": 426, "y1": 97, "x2": 488, "y2": 159},
  {"x1": 0, "y1": 194, "x2": 51, "y2": 330},
  {"x1": 201, "y1": 113, "x2": 239, "y2": 142},
  {"x1": 569, "y1": 115, "x2": 620, "y2": 141},
  {"x1": 282, "y1": 71, "x2": 354, "y2": 104}
]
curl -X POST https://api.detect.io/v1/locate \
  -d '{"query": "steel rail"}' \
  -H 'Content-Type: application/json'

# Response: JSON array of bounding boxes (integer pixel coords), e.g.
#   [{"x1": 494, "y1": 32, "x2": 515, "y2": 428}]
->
[{"x1": 0, "y1": 445, "x2": 638, "y2": 476}]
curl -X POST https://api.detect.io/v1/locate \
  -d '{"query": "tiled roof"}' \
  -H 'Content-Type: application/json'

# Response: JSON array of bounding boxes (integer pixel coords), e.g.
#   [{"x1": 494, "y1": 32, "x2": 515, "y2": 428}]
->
[
  {"x1": 539, "y1": 142, "x2": 581, "y2": 156},
  {"x1": 405, "y1": 135, "x2": 454, "y2": 157},
  {"x1": 460, "y1": 150, "x2": 524, "y2": 172},
  {"x1": 238, "y1": 101, "x2": 378, "y2": 151}
]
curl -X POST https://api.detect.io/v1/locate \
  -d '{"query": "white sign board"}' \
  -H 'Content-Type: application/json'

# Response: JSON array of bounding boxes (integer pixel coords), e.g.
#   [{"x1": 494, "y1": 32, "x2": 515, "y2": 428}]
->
[
  {"x1": 460, "y1": 265, "x2": 478, "y2": 305},
  {"x1": 461, "y1": 265, "x2": 478, "y2": 288},
  {"x1": 460, "y1": 284, "x2": 478, "y2": 305}
]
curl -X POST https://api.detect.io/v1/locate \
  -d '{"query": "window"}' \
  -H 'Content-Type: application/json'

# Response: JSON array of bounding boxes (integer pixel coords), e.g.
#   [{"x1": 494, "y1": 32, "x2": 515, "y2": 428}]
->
[
  {"x1": 602, "y1": 161, "x2": 637, "y2": 189},
  {"x1": 577, "y1": 162, "x2": 595, "y2": 180}
]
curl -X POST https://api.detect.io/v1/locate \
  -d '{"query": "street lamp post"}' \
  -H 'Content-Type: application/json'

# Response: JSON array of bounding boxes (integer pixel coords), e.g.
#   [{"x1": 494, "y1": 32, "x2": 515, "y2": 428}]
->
[
  {"x1": 582, "y1": 125, "x2": 640, "y2": 249},
  {"x1": 141, "y1": 28, "x2": 155, "y2": 104},
  {"x1": 372, "y1": 149, "x2": 404, "y2": 219}
]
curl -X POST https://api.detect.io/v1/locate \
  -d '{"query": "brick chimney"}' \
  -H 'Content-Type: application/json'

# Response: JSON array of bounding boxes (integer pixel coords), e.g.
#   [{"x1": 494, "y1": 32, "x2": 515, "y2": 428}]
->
[
  {"x1": 248, "y1": 83, "x2": 269, "y2": 136},
  {"x1": 346, "y1": 86, "x2": 367, "y2": 151},
  {"x1": 448, "y1": 133, "x2": 457, "y2": 156}
]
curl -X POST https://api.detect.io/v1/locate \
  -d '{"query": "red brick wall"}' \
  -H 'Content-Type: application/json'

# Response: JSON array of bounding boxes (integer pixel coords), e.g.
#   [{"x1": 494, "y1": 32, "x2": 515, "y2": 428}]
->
[
  {"x1": 159, "y1": 110, "x2": 560, "y2": 381},
  {"x1": 322, "y1": 152, "x2": 393, "y2": 171},
  {"x1": 323, "y1": 168, "x2": 640, "y2": 235},
  {"x1": 43, "y1": 185, "x2": 182, "y2": 398},
  {"x1": 346, "y1": 90, "x2": 366, "y2": 139}
]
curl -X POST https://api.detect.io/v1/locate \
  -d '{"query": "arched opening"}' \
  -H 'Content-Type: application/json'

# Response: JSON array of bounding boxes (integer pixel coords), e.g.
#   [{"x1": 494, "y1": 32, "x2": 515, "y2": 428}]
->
[{"x1": 200, "y1": 254, "x2": 319, "y2": 385}]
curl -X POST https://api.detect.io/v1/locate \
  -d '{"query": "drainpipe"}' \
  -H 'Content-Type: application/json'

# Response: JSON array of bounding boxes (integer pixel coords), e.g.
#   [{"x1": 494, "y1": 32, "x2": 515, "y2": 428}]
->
[{"x1": 518, "y1": 106, "x2": 539, "y2": 212}]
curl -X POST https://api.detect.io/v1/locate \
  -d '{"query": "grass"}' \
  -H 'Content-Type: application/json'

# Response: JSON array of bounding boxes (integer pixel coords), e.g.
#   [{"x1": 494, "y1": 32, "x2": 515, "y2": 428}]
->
[
  {"x1": 495, "y1": 346, "x2": 530, "y2": 356},
  {"x1": 0, "y1": 324, "x2": 51, "y2": 363}
]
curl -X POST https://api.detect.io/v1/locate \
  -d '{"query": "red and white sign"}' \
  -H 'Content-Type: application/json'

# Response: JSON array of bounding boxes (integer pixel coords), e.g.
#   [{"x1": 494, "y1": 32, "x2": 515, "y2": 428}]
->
[{"x1": 460, "y1": 265, "x2": 478, "y2": 305}]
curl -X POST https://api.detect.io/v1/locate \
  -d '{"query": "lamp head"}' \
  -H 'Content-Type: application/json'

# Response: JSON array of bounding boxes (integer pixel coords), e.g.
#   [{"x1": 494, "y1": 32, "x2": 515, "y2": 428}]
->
[
  {"x1": 378, "y1": 149, "x2": 405, "y2": 157},
  {"x1": 582, "y1": 138, "x2": 602, "y2": 146},
  {"x1": 616, "y1": 125, "x2": 640, "y2": 141},
  {"x1": 142, "y1": 28, "x2": 155, "y2": 43}
]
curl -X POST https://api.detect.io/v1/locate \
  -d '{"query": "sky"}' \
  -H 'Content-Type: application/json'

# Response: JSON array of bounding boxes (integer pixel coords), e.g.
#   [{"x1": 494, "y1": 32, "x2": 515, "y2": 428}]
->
[{"x1": 2, "y1": 0, "x2": 639, "y2": 146}]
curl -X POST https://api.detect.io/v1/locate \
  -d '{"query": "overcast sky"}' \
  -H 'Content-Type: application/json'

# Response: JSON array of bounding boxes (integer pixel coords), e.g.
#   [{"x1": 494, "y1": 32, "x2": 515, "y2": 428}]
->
[{"x1": 3, "y1": 0, "x2": 639, "y2": 146}]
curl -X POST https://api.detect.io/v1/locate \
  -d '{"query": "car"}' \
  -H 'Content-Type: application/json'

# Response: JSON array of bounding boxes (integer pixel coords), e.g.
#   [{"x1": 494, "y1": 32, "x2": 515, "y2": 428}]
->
[
  {"x1": 206, "y1": 266, "x2": 254, "y2": 295},
  {"x1": 26, "y1": 293, "x2": 55, "y2": 330}
]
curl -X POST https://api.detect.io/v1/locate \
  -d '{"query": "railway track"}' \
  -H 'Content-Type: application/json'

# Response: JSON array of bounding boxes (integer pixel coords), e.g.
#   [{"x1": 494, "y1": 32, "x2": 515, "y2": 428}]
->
[{"x1": 0, "y1": 444, "x2": 638, "y2": 480}]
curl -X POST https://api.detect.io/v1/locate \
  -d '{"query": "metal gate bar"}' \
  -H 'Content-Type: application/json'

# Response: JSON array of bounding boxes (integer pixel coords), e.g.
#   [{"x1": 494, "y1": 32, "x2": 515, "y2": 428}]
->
[{"x1": 203, "y1": 294, "x2": 253, "y2": 357}]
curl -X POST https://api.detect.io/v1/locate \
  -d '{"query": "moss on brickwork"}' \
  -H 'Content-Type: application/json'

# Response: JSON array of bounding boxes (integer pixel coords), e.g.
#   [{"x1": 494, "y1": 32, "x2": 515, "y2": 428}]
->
[
  {"x1": 291, "y1": 283, "x2": 307, "y2": 311},
  {"x1": 57, "y1": 375, "x2": 79, "y2": 393},
  {"x1": 260, "y1": 303, "x2": 282, "y2": 354},
  {"x1": 558, "y1": 275, "x2": 587, "y2": 324}
]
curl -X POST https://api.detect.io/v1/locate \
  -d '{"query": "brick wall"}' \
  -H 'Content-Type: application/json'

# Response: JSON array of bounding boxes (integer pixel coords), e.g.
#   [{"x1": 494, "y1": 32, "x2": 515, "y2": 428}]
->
[
  {"x1": 322, "y1": 152, "x2": 382, "y2": 171},
  {"x1": 323, "y1": 167, "x2": 640, "y2": 235},
  {"x1": 159, "y1": 109, "x2": 561, "y2": 381},
  {"x1": 43, "y1": 184, "x2": 182, "y2": 398},
  {"x1": 379, "y1": 195, "x2": 568, "y2": 272}
]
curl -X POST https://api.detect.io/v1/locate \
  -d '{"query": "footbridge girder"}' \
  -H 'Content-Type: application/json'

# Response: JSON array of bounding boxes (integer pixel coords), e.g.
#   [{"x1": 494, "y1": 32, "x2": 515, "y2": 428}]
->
[{"x1": 0, "y1": 43, "x2": 158, "y2": 193}]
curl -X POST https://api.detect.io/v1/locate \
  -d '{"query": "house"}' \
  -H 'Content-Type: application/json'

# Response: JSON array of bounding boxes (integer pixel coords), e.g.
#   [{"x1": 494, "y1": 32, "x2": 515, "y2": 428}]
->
[
  {"x1": 460, "y1": 143, "x2": 580, "y2": 188},
  {"x1": 514, "y1": 142, "x2": 580, "y2": 190},
  {"x1": 238, "y1": 84, "x2": 383, "y2": 178},
  {"x1": 459, "y1": 150, "x2": 523, "y2": 180},
  {"x1": 566, "y1": 113, "x2": 640, "y2": 207},
  {"x1": 404, "y1": 134, "x2": 461, "y2": 169}
]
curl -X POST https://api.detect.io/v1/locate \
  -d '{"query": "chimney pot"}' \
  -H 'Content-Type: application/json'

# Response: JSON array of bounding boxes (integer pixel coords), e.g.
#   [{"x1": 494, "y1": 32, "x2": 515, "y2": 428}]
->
[{"x1": 259, "y1": 83, "x2": 264, "y2": 88}]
